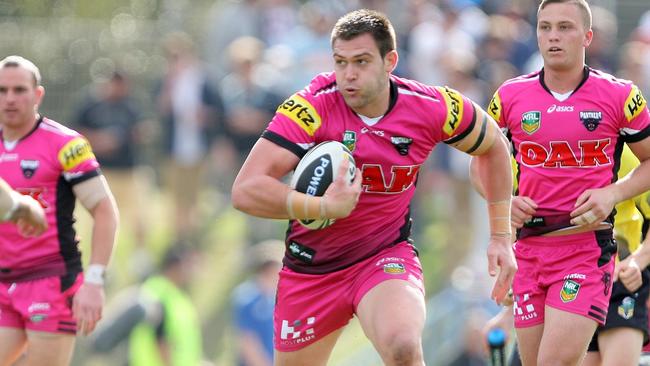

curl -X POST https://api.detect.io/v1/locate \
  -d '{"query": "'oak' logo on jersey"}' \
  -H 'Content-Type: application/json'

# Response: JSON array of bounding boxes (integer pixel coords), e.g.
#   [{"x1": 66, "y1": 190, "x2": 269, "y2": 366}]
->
[
  {"x1": 277, "y1": 94, "x2": 322, "y2": 136},
  {"x1": 519, "y1": 139, "x2": 611, "y2": 168},
  {"x1": 361, "y1": 164, "x2": 420, "y2": 193}
]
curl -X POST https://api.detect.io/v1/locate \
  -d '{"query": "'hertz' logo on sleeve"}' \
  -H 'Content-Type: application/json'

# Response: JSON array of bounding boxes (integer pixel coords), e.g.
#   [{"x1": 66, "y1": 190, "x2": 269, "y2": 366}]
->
[
  {"x1": 437, "y1": 86, "x2": 464, "y2": 137},
  {"x1": 488, "y1": 92, "x2": 502, "y2": 123},
  {"x1": 58, "y1": 137, "x2": 96, "y2": 171},
  {"x1": 277, "y1": 94, "x2": 322, "y2": 136},
  {"x1": 624, "y1": 85, "x2": 647, "y2": 122}
]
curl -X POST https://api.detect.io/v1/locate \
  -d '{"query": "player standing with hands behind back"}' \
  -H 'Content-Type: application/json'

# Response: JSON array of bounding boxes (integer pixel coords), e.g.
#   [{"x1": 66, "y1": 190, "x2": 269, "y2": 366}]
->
[
  {"x1": 0, "y1": 56, "x2": 118, "y2": 366},
  {"x1": 482, "y1": 0, "x2": 650, "y2": 364},
  {"x1": 232, "y1": 9, "x2": 515, "y2": 366}
]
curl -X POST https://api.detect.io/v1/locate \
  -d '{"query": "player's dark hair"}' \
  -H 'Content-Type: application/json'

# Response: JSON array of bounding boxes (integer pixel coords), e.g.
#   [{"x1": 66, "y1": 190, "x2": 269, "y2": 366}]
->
[
  {"x1": 331, "y1": 9, "x2": 396, "y2": 58},
  {"x1": 0, "y1": 55, "x2": 41, "y2": 86},
  {"x1": 538, "y1": 0, "x2": 592, "y2": 30}
]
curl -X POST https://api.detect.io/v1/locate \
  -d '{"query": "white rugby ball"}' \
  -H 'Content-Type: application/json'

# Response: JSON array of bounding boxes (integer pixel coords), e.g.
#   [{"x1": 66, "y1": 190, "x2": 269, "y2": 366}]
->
[{"x1": 290, "y1": 141, "x2": 356, "y2": 230}]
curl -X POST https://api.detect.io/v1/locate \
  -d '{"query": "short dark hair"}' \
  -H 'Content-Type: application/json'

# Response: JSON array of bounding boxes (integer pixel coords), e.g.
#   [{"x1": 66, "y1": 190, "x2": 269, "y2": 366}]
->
[
  {"x1": 538, "y1": 0, "x2": 592, "y2": 29},
  {"x1": 0, "y1": 55, "x2": 41, "y2": 86},
  {"x1": 330, "y1": 9, "x2": 396, "y2": 58}
]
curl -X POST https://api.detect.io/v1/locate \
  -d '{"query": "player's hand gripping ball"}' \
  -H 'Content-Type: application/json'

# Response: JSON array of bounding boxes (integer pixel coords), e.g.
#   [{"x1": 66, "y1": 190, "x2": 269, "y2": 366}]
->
[{"x1": 290, "y1": 141, "x2": 356, "y2": 229}]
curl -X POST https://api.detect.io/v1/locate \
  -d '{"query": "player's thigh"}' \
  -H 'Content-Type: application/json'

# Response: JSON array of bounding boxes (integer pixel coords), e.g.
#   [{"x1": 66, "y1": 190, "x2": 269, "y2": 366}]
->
[
  {"x1": 16, "y1": 330, "x2": 76, "y2": 366},
  {"x1": 581, "y1": 352, "x2": 600, "y2": 366},
  {"x1": 515, "y1": 324, "x2": 543, "y2": 366},
  {"x1": 274, "y1": 328, "x2": 344, "y2": 366},
  {"x1": 0, "y1": 327, "x2": 27, "y2": 366},
  {"x1": 597, "y1": 327, "x2": 643, "y2": 366},
  {"x1": 538, "y1": 306, "x2": 597, "y2": 366},
  {"x1": 356, "y1": 279, "x2": 426, "y2": 354}
]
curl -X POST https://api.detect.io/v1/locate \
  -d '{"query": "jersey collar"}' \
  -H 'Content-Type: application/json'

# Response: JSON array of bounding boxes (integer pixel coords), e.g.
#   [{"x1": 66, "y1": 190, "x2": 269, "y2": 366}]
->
[{"x1": 539, "y1": 65, "x2": 590, "y2": 97}]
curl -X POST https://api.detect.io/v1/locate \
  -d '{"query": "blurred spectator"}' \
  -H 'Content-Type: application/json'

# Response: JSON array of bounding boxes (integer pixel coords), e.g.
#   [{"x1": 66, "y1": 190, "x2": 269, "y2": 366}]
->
[
  {"x1": 231, "y1": 240, "x2": 284, "y2": 366},
  {"x1": 92, "y1": 244, "x2": 204, "y2": 366},
  {"x1": 585, "y1": 6, "x2": 618, "y2": 73},
  {"x1": 448, "y1": 308, "x2": 489, "y2": 366},
  {"x1": 73, "y1": 71, "x2": 153, "y2": 276},
  {"x1": 155, "y1": 32, "x2": 225, "y2": 241},
  {"x1": 220, "y1": 36, "x2": 284, "y2": 164}
]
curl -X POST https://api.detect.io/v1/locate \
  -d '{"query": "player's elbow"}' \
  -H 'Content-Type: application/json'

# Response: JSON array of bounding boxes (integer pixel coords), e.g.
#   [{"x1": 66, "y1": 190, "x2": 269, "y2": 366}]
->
[{"x1": 231, "y1": 181, "x2": 252, "y2": 214}]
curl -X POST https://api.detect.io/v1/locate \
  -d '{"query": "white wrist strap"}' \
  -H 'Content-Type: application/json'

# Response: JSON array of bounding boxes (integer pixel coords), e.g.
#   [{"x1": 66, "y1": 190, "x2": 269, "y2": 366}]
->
[
  {"x1": 2, "y1": 193, "x2": 20, "y2": 222},
  {"x1": 85, "y1": 264, "x2": 106, "y2": 285}
]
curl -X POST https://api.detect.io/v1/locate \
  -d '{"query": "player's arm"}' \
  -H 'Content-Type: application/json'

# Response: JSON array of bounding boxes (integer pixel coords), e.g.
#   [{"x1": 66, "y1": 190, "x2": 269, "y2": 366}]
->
[
  {"x1": 616, "y1": 226, "x2": 650, "y2": 292},
  {"x1": 231, "y1": 138, "x2": 361, "y2": 220},
  {"x1": 72, "y1": 175, "x2": 119, "y2": 335},
  {"x1": 450, "y1": 103, "x2": 516, "y2": 303},
  {"x1": 0, "y1": 177, "x2": 47, "y2": 236}
]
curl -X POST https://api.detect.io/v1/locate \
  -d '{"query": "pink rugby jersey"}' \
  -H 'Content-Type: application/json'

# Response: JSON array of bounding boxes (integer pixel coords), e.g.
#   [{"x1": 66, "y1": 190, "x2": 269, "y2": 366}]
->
[
  {"x1": 489, "y1": 67, "x2": 650, "y2": 223},
  {"x1": 265, "y1": 72, "x2": 479, "y2": 274},
  {"x1": 0, "y1": 117, "x2": 100, "y2": 282}
]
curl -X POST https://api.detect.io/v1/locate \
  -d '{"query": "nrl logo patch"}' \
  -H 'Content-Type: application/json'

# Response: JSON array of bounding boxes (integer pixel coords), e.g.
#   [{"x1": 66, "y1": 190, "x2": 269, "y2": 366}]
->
[
  {"x1": 342, "y1": 130, "x2": 356, "y2": 152},
  {"x1": 390, "y1": 136, "x2": 413, "y2": 156},
  {"x1": 383, "y1": 263, "x2": 406, "y2": 274},
  {"x1": 20, "y1": 160, "x2": 39, "y2": 179},
  {"x1": 618, "y1": 296, "x2": 635, "y2": 319},
  {"x1": 579, "y1": 111, "x2": 602, "y2": 132},
  {"x1": 521, "y1": 111, "x2": 541, "y2": 135},
  {"x1": 560, "y1": 279, "x2": 580, "y2": 303}
]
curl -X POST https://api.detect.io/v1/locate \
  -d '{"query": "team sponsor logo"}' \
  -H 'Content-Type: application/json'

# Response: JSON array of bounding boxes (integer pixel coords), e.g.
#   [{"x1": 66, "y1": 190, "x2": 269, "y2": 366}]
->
[
  {"x1": 279, "y1": 317, "x2": 316, "y2": 345},
  {"x1": 361, "y1": 127, "x2": 384, "y2": 136},
  {"x1": 361, "y1": 164, "x2": 420, "y2": 194},
  {"x1": 519, "y1": 139, "x2": 611, "y2": 168},
  {"x1": 342, "y1": 130, "x2": 356, "y2": 152},
  {"x1": 618, "y1": 296, "x2": 635, "y2": 319},
  {"x1": 547, "y1": 104, "x2": 574, "y2": 113},
  {"x1": 0, "y1": 152, "x2": 18, "y2": 162},
  {"x1": 20, "y1": 159, "x2": 39, "y2": 178},
  {"x1": 488, "y1": 92, "x2": 502, "y2": 122},
  {"x1": 579, "y1": 111, "x2": 603, "y2": 132},
  {"x1": 624, "y1": 85, "x2": 647, "y2": 122},
  {"x1": 563, "y1": 273, "x2": 586, "y2": 280},
  {"x1": 602, "y1": 272, "x2": 611, "y2": 296},
  {"x1": 58, "y1": 137, "x2": 95, "y2": 171},
  {"x1": 390, "y1": 136, "x2": 413, "y2": 156},
  {"x1": 437, "y1": 86, "x2": 464, "y2": 137},
  {"x1": 276, "y1": 94, "x2": 321, "y2": 136},
  {"x1": 513, "y1": 293, "x2": 538, "y2": 322},
  {"x1": 521, "y1": 111, "x2": 541, "y2": 135},
  {"x1": 383, "y1": 263, "x2": 406, "y2": 274},
  {"x1": 560, "y1": 279, "x2": 580, "y2": 302},
  {"x1": 288, "y1": 241, "x2": 315, "y2": 264}
]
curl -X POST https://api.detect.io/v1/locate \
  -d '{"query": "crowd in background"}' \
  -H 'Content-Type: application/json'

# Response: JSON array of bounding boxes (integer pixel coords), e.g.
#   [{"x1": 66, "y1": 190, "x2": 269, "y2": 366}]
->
[{"x1": 1, "y1": 0, "x2": 649, "y2": 365}]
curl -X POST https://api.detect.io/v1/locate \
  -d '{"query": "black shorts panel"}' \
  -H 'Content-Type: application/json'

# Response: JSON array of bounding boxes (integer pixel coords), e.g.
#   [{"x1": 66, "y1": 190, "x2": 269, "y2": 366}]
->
[{"x1": 588, "y1": 269, "x2": 650, "y2": 352}]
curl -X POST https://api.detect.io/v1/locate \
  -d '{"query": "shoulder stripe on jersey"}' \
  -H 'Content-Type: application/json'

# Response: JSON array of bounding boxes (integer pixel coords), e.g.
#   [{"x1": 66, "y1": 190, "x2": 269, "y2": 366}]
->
[
  {"x1": 397, "y1": 88, "x2": 439, "y2": 103},
  {"x1": 261, "y1": 130, "x2": 307, "y2": 158},
  {"x1": 312, "y1": 81, "x2": 337, "y2": 96},
  {"x1": 395, "y1": 82, "x2": 439, "y2": 100},
  {"x1": 444, "y1": 105, "x2": 477, "y2": 144},
  {"x1": 314, "y1": 85, "x2": 338, "y2": 97},
  {"x1": 620, "y1": 124, "x2": 650, "y2": 143},
  {"x1": 466, "y1": 113, "x2": 488, "y2": 154}
]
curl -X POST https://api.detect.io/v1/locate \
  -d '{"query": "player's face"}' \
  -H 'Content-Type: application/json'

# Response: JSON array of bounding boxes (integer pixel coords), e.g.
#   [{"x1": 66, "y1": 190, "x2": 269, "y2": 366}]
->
[
  {"x1": 537, "y1": 3, "x2": 593, "y2": 72},
  {"x1": 0, "y1": 67, "x2": 43, "y2": 129},
  {"x1": 333, "y1": 33, "x2": 397, "y2": 117}
]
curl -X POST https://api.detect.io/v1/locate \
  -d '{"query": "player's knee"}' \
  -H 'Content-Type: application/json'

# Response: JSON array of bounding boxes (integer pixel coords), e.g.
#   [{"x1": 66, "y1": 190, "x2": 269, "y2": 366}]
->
[
  {"x1": 379, "y1": 333, "x2": 422, "y2": 365},
  {"x1": 537, "y1": 351, "x2": 582, "y2": 366}
]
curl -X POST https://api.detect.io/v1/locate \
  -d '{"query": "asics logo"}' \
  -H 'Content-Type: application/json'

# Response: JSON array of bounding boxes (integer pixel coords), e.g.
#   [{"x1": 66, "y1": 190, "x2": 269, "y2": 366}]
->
[{"x1": 547, "y1": 104, "x2": 574, "y2": 113}]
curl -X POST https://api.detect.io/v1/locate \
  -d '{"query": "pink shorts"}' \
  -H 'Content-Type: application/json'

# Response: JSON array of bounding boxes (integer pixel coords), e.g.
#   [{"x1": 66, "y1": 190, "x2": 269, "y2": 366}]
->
[
  {"x1": 512, "y1": 230, "x2": 616, "y2": 328},
  {"x1": 274, "y1": 241, "x2": 424, "y2": 352},
  {"x1": 0, "y1": 272, "x2": 83, "y2": 334}
]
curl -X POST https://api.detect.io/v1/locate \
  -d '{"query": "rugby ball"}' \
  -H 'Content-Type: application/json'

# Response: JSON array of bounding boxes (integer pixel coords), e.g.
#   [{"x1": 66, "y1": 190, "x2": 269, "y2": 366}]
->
[{"x1": 290, "y1": 141, "x2": 356, "y2": 229}]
